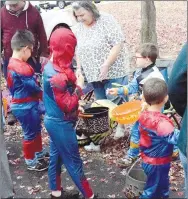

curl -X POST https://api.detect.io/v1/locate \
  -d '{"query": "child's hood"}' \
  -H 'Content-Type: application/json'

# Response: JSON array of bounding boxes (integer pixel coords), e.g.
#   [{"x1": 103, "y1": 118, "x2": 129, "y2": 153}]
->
[{"x1": 49, "y1": 28, "x2": 77, "y2": 72}]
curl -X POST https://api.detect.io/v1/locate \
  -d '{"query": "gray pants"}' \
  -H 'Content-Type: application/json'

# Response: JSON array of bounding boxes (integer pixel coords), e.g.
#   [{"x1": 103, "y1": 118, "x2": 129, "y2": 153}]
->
[{"x1": 0, "y1": 133, "x2": 14, "y2": 198}]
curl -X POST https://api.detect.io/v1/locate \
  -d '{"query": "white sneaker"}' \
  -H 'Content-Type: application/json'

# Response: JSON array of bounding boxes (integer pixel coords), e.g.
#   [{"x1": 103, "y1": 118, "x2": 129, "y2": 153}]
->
[
  {"x1": 84, "y1": 142, "x2": 101, "y2": 152},
  {"x1": 77, "y1": 134, "x2": 88, "y2": 140},
  {"x1": 114, "y1": 124, "x2": 125, "y2": 139}
]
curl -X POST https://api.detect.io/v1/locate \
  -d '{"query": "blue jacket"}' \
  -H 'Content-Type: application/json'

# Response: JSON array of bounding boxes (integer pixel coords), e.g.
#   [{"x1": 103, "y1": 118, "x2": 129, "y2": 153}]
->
[
  {"x1": 168, "y1": 43, "x2": 187, "y2": 157},
  {"x1": 117, "y1": 64, "x2": 164, "y2": 96}
]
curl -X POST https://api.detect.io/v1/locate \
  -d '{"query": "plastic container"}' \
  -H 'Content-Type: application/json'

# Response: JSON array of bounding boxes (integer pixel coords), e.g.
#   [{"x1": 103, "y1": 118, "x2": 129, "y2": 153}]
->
[
  {"x1": 124, "y1": 158, "x2": 147, "y2": 198},
  {"x1": 111, "y1": 100, "x2": 142, "y2": 124}
]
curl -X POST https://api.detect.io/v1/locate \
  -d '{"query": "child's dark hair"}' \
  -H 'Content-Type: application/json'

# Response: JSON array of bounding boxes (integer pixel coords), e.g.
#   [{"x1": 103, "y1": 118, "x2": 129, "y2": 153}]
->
[
  {"x1": 11, "y1": 30, "x2": 35, "y2": 51},
  {"x1": 136, "y1": 43, "x2": 158, "y2": 63},
  {"x1": 143, "y1": 78, "x2": 167, "y2": 105}
]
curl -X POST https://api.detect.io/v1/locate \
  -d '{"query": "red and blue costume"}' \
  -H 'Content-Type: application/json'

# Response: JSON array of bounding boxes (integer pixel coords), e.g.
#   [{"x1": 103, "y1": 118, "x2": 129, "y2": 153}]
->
[
  {"x1": 139, "y1": 111, "x2": 180, "y2": 198},
  {"x1": 43, "y1": 28, "x2": 94, "y2": 198},
  {"x1": 7, "y1": 58, "x2": 45, "y2": 166}
]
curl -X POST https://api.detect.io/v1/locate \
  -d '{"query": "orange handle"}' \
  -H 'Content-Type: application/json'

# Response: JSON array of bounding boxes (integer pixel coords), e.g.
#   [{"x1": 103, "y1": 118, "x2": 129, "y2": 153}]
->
[
  {"x1": 2, "y1": 98, "x2": 8, "y2": 117},
  {"x1": 78, "y1": 113, "x2": 94, "y2": 118}
]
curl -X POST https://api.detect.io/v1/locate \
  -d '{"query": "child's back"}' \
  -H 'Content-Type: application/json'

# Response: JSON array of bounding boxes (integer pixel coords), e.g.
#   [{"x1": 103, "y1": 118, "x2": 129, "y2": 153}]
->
[
  {"x1": 139, "y1": 111, "x2": 178, "y2": 164},
  {"x1": 139, "y1": 78, "x2": 179, "y2": 199}
]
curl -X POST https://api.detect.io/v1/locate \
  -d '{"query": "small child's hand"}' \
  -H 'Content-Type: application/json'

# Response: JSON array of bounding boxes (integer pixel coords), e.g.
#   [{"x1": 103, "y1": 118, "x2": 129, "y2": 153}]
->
[
  {"x1": 106, "y1": 88, "x2": 118, "y2": 96},
  {"x1": 78, "y1": 105, "x2": 84, "y2": 113},
  {"x1": 141, "y1": 101, "x2": 149, "y2": 111}
]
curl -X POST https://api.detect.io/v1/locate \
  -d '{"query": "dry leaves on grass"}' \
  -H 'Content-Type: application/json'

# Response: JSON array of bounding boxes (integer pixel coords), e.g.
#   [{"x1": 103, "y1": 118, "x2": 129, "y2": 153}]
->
[
  {"x1": 98, "y1": 1, "x2": 186, "y2": 59},
  {"x1": 28, "y1": 185, "x2": 42, "y2": 195}
]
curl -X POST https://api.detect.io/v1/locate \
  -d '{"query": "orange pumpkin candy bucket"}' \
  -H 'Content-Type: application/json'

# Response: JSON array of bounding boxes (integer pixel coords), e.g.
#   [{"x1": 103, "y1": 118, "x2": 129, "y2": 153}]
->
[{"x1": 111, "y1": 100, "x2": 142, "y2": 124}]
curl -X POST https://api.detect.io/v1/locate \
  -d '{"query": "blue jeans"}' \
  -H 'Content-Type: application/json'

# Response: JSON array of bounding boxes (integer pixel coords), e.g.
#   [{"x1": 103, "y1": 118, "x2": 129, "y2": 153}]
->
[
  {"x1": 91, "y1": 76, "x2": 128, "y2": 104},
  {"x1": 179, "y1": 150, "x2": 188, "y2": 198}
]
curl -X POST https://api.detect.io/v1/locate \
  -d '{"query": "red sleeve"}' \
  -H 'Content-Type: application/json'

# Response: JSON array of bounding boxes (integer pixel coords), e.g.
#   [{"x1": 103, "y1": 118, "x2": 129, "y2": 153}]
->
[
  {"x1": 37, "y1": 12, "x2": 49, "y2": 57},
  {"x1": 50, "y1": 73, "x2": 80, "y2": 113},
  {"x1": 157, "y1": 116, "x2": 175, "y2": 136}
]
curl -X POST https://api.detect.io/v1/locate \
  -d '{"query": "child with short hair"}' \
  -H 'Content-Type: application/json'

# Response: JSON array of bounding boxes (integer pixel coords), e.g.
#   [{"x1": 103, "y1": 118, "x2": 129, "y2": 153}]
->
[
  {"x1": 7, "y1": 30, "x2": 48, "y2": 171},
  {"x1": 139, "y1": 78, "x2": 179, "y2": 198},
  {"x1": 108, "y1": 43, "x2": 165, "y2": 167}
]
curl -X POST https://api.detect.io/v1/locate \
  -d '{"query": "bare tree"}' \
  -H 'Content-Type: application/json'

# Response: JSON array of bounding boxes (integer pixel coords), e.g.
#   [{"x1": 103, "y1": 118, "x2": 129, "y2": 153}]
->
[{"x1": 141, "y1": 1, "x2": 157, "y2": 44}]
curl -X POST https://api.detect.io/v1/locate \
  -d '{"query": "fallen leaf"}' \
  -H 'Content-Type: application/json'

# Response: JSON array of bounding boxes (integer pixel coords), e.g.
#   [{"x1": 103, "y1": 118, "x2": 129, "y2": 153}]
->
[
  {"x1": 177, "y1": 192, "x2": 184, "y2": 197},
  {"x1": 65, "y1": 185, "x2": 75, "y2": 191},
  {"x1": 108, "y1": 194, "x2": 116, "y2": 198}
]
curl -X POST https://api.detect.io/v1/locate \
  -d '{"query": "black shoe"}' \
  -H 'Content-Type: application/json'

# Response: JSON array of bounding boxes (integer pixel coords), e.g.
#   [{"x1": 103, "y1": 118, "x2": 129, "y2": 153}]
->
[
  {"x1": 79, "y1": 194, "x2": 98, "y2": 199},
  {"x1": 37, "y1": 152, "x2": 50, "y2": 161},
  {"x1": 51, "y1": 190, "x2": 79, "y2": 199},
  {"x1": 7, "y1": 112, "x2": 17, "y2": 125},
  {"x1": 27, "y1": 160, "x2": 48, "y2": 172}
]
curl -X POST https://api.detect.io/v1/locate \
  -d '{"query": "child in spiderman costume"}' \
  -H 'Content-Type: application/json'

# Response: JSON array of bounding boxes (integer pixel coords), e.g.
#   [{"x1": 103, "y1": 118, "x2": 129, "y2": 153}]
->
[
  {"x1": 139, "y1": 78, "x2": 180, "y2": 198},
  {"x1": 7, "y1": 30, "x2": 48, "y2": 171},
  {"x1": 42, "y1": 28, "x2": 96, "y2": 199}
]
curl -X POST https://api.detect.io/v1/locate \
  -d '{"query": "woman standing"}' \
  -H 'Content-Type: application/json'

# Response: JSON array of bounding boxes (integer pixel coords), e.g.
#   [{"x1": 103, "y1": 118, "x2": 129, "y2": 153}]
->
[{"x1": 72, "y1": 1, "x2": 130, "y2": 150}]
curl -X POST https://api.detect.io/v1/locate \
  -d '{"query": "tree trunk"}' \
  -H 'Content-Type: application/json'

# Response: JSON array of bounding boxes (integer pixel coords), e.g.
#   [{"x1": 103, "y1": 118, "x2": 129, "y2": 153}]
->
[{"x1": 141, "y1": 1, "x2": 157, "y2": 45}]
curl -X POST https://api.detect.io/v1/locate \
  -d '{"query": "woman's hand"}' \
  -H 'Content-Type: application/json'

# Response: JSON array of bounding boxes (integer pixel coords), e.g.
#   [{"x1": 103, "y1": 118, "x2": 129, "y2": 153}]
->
[
  {"x1": 99, "y1": 63, "x2": 109, "y2": 81},
  {"x1": 78, "y1": 105, "x2": 84, "y2": 113},
  {"x1": 75, "y1": 68, "x2": 82, "y2": 78},
  {"x1": 40, "y1": 56, "x2": 48, "y2": 66},
  {"x1": 76, "y1": 72, "x2": 85, "y2": 89}
]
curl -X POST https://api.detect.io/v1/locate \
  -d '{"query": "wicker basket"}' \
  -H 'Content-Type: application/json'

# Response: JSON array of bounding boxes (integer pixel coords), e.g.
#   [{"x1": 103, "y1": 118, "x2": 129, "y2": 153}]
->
[{"x1": 124, "y1": 158, "x2": 147, "y2": 198}]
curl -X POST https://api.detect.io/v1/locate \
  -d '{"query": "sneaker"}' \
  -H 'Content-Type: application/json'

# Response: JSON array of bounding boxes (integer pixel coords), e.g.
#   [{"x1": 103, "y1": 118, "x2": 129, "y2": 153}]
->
[
  {"x1": 37, "y1": 152, "x2": 50, "y2": 161},
  {"x1": 51, "y1": 190, "x2": 79, "y2": 199},
  {"x1": 77, "y1": 134, "x2": 88, "y2": 140},
  {"x1": 84, "y1": 142, "x2": 100, "y2": 152},
  {"x1": 27, "y1": 160, "x2": 48, "y2": 172},
  {"x1": 117, "y1": 157, "x2": 137, "y2": 168},
  {"x1": 7, "y1": 112, "x2": 17, "y2": 125},
  {"x1": 114, "y1": 124, "x2": 125, "y2": 140}
]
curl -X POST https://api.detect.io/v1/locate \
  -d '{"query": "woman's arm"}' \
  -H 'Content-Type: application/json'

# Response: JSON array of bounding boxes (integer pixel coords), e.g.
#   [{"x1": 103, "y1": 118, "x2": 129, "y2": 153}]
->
[
  {"x1": 100, "y1": 42, "x2": 123, "y2": 80},
  {"x1": 104, "y1": 43, "x2": 123, "y2": 66},
  {"x1": 75, "y1": 54, "x2": 81, "y2": 70}
]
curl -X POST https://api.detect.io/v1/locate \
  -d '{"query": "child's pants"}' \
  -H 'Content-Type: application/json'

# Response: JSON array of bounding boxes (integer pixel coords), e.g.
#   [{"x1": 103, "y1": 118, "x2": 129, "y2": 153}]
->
[
  {"x1": 127, "y1": 121, "x2": 140, "y2": 158},
  {"x1": 127, "y1": 121, "x2": 179, "y2": 159},
  {"x1": 11, "y1": 103, "x2": 44, "y2": 166},
  {"x1": 140, "y1": 162, "x2": 170, "y2": 199},
  {"x1": 44, "y1": 116, "x2": 93, "y2": 198}
]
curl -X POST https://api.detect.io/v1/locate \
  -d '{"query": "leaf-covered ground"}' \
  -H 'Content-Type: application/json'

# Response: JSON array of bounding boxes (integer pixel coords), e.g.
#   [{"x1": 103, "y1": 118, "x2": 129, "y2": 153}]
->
[{"x1": 98, "y1": 1, "x2": 187, "y2": 59}]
